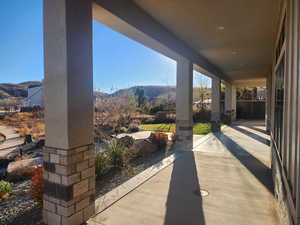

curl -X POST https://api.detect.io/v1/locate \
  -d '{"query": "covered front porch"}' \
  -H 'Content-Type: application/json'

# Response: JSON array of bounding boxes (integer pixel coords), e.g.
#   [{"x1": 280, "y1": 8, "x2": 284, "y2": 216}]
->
[
  {"x1": 41, "y1": 0, "x2": 300, "y2": 224},
  {"x1": 89, "y1": 120, "x2": 277, "y2": 225}
]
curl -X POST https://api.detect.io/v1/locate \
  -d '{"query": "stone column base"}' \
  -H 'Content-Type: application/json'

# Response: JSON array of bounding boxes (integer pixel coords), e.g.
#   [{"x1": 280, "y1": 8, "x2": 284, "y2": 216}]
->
[
  {"x1": 211, "y1": 121, "x2": 221, "y2": 132},
  {"x1": 42, "y1": 144, "x2": 95, "y2": 225},
  {"x1": 175, "y1": 120, "x2": 193, "y2": 150}
]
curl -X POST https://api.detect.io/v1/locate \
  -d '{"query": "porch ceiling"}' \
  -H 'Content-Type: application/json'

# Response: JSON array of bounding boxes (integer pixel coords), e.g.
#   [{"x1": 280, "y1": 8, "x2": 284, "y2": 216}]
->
[{"x1": 132, "y1": 0, "x2": 280, "y2": 81}]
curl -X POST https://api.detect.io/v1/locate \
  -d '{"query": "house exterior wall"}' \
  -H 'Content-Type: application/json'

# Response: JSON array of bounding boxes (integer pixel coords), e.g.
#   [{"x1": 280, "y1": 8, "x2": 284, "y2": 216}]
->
[
  {"x1": 271, "y1": 0, "x2": 300, "y2": 224},
  {"x1": 22, "y1": 86, "x2": 44, "y2": 107}
]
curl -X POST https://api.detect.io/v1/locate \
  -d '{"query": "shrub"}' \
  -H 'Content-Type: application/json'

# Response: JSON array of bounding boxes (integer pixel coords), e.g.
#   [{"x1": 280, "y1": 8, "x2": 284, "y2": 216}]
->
[
  {"x1": 127, "y1": 123, "x2": 139, "y2": 133},
  {"x1": 117, "y1": 136, "x2": 134, "y2": 148},
  {"x1": 171, "y1": 131, "x2": 176, "y2": 142},
  {"x1": 31, "y1": 165, "x2": 43, "y2": 202},
  {"x1": 149, "y1": 132, "x2": 168, "y2": 150},
  {"x1": 193, "y1": 109, "x2": 211, "y2": 122},
  {"x1": 149, "y1": 104, "x2": 164, "y2": 114},
  {"x1": 0, "y1": 180, "x2": 12, "y2": 199},
  {"x1": 95, "y1": 152, "x2": 110, "y2": 179},
  {"x1": 107, "y1": 140, "x2": 127, "y2": 169}
]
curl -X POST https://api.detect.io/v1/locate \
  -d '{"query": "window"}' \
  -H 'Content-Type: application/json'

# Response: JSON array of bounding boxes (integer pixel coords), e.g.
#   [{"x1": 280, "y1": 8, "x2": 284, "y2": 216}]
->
[{"x1": 273, "y1": 14, "x2": 286, "y2": 157}]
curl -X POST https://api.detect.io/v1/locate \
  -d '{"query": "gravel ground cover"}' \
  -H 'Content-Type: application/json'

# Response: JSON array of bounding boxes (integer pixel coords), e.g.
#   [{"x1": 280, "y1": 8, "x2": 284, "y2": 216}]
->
[
  {"x1": 95, "y1": 149, "x2": 172, "y2": 197},
  {"x1": 0, "y1": 149, "x2": 173, "y2": 225},
  {"x1": 0, "y1": 180, "x2": 42, "y2": 225}
]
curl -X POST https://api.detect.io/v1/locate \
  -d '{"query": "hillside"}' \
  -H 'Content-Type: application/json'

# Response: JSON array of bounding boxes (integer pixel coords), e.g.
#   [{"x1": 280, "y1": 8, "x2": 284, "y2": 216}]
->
[
  {"x1": 109, "y1": 86, "x2": 176, "y2": 103},
  {"x1": 0, "y1": 81, "x2": 42, "y2": 99},
  {"x1": 109, "y1": 85, "x2": 211, "y2": 103},
  {"x1": 0, "y1": 82, "x2": 211, "y2": 104}
]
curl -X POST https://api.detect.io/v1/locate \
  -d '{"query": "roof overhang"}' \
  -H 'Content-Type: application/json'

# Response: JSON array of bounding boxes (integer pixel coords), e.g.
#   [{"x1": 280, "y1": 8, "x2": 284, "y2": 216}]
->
[{"x1": 93, "y1": 0, "x2": 281, "y2": 83}]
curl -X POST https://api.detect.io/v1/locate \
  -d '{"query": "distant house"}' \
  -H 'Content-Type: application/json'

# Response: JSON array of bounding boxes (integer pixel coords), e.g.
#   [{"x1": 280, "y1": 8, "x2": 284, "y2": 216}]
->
[
  {"x1": 21, "y1": 84, "x2": 44, "y2": 107},
  {"x1": 193, "y1": 99, "x2": 212, "y2": 105}
]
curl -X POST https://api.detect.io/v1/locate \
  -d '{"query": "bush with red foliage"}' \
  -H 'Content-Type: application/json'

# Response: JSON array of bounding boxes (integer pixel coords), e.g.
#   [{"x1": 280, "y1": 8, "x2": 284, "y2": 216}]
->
[
  {"x1": 149, "y1": 132, "x2": 168, "y2": 150},
  {"x1": 31, "y1": 165, "x2": 43, "y2": 202}
]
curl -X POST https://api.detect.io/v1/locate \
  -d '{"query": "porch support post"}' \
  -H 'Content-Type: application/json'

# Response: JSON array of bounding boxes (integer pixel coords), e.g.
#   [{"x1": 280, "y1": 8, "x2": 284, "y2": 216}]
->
[
  {"x1": 211, "y1": 78, "x2": 221, "y2": 131},
  {"x1": 266, "y1": 74, "x2": 272, "y2": 134},
  {"x1": 231, "y1": 86, "x2": 237, "y2": 121},
  {"x1": 176, "y1": 56, "x2": 193, "y2": 150},
  {"x1": 43, "y1": 1, "x2": 95, "y2": 225},
  {"x1": 225, "y1": 83, "x2": 236, "y2": 122}
]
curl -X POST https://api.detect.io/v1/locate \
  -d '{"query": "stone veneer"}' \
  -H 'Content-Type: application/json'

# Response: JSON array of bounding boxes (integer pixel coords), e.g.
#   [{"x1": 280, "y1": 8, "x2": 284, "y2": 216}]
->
[
  {"x1": 42, "y1": 144, "x2": 95, "y2": 225},
  {"x1": 176, "y1": 119, "x2": 193, "y2": 149}
]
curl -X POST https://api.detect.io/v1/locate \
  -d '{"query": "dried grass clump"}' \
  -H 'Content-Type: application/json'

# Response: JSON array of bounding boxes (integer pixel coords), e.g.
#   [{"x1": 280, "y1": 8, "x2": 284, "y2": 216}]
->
[{"x1": 1, "y1": 112, "x2": 45, "y2": 140}]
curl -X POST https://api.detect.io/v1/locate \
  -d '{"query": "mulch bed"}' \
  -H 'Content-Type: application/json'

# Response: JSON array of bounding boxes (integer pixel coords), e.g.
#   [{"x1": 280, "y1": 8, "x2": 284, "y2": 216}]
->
[{"x1": 1, "y1": 149, "x2": 173, "y2": 225}]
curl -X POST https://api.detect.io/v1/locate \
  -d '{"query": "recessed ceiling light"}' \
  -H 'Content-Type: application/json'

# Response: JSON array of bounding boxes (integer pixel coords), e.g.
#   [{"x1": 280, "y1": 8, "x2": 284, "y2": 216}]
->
[{"x1": 217, "y1": 26, "x2": 225, "y2": 31}]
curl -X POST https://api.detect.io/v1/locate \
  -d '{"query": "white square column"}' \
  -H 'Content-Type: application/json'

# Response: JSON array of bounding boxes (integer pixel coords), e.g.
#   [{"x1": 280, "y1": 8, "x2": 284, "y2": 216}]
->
[{"x1": 175, "y1": 56, "x2": 193, "y2": 150}]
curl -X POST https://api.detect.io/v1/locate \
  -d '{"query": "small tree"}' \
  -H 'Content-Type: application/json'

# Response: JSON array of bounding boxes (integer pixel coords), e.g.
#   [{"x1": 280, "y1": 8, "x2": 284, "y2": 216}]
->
[{"x1": 134, "y1": 87, "x2": 147, "y2": 108}]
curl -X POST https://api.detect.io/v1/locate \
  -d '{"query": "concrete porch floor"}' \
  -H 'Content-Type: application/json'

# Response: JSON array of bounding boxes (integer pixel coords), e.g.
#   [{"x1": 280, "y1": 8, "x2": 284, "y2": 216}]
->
[{"x1": 89, "y1": 120, "x2": 278, "y2": 225}]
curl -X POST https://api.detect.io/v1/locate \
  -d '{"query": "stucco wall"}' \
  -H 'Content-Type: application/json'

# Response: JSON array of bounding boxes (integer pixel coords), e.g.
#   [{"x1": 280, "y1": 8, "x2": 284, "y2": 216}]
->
[{"x1": 23, "y1": 86, "x2": 44, "y2": 107}]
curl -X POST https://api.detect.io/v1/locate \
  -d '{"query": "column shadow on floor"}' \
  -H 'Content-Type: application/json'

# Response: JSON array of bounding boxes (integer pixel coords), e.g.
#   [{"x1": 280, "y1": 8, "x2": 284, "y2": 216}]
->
[
  {"x1": 231, "y1": 125, "x2": 270, "y2": 146},
  {"x1": 214, "y1": 132, "x2": 274, "y2": 194},
  {"x1": 248, "y1": 126, "x2": 267, "y2": 135},
  {"x1": 164, "y1": 151, "x2": 206, "y2": 225}
]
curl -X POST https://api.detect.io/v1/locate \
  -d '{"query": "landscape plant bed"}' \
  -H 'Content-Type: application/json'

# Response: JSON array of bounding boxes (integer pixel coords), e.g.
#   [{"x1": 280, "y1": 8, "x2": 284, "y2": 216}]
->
[
  {"x1": 95, "y1": 149, "x2": 173, "y2": 198},
  {"x1": 0, "y1": 180, "x2": 42, "y2": 225},
  {"x1": 140, "y1": 122, "x2": 212, "y2": 135},
  {"x1": 1, "y1": 148, "x2": 173, "y2": 225}
]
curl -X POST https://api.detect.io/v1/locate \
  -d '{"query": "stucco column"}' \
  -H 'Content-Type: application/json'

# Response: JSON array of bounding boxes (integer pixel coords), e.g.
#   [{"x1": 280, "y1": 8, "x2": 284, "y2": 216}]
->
[
  {"x1": 43, "y1": 1, "x2": 95, "y2": 225},
  {"x1": 176, "y1": 56, "x2": 193, "y2": 149},
  {"x1": 231, "y1": 86, "x2": 237, "y2": 121},
  {"x1": 266, "y1": 75, "x2": 272, "y2": 134},
  {"x1": 211, "y1": 78, "x2": 221, "y2": 131},
  {"x1": 225, "y1": 83, "x2": 236, "y2": 122}
]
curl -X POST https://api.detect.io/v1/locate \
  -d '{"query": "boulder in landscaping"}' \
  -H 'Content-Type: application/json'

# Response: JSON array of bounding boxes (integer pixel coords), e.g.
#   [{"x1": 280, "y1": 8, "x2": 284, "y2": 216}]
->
[
  {"x1": 131, "y1": 139, "x2": 158, "y2": 156},
  {"x1": 7, "y1": 157, "x2": 43, "y2": 181},
  {"x1": 117, "y1": 135, "x2": 134, "y2": 148}
]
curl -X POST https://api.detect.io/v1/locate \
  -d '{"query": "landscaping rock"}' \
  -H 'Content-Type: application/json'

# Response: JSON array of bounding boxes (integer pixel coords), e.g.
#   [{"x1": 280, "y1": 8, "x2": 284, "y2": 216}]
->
[
  {"x1": 20, "y1": 143, "x2": 36, "y2": 154},
  {"x1": 35, "y1": 139, "x2": 45, "y2": 149},
  {"x1": 0, "y1": 133, "x2": 5, "y2": 144},
  {"x1": 117, "y1": 135, "x2": 134, "y2": 148},
  {"x1": 132, "y1": 139, "x2": 158, "y2": 156},
  {"x1": 6, "y1": 149, "x2": 20, "y2": 161},
  {"x1": 149, "y1": 132, "x2": 168, "y2": 150},
  {"x1": 7, "y1": 157, "x2": 42, "y2": 181},
  {"x1": 0, "y1": 158, "x2": 14, "y2": 178}
]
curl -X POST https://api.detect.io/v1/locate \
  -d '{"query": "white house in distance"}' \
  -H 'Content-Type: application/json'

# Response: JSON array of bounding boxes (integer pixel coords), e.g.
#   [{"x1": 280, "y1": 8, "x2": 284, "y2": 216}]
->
[{"x1": 21, "y1": 84, "x2": 44, "y2": 107}]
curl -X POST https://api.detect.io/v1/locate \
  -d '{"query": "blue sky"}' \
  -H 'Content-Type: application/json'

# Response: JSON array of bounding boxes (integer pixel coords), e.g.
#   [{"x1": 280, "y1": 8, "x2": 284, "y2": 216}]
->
[{"x1": 0, "y1": 0, "x2": 210, "y2": 93}]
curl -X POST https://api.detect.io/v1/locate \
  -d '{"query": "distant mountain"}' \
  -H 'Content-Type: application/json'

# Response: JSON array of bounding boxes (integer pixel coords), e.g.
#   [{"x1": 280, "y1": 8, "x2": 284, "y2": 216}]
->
[
  {"x1": 109, "y1": 86, "x2": 176, "y2": 103},
  {"x1": 108, "y1": 85, "x2": 212, "y2": 103},
  {"x1": 0, "y1": 81, "x2": 211, "y2": 104},
  {"x1": 0, "y1": 81, "x2": 42, "y2": 99}
]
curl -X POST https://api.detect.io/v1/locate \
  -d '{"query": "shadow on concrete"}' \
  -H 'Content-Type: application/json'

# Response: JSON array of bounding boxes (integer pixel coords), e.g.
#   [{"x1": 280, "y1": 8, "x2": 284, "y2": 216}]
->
[
  {"x1": 164, "y1": 151, "x2": 206, "y2": 225},
  {"x1": 215, "y1": 132, "x2": 274, "y2": 194},
  {"x1": 231, "y1": 125, "x2": 269, "y2": 146},
  {"x1": 248, "y1": 126, "x2": 267, "y2": 135}
]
